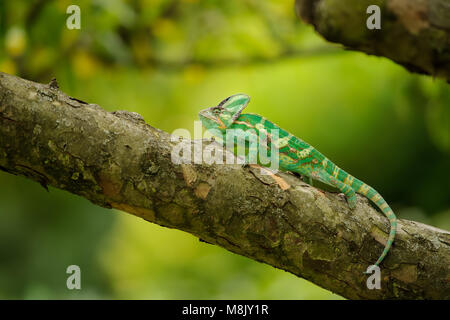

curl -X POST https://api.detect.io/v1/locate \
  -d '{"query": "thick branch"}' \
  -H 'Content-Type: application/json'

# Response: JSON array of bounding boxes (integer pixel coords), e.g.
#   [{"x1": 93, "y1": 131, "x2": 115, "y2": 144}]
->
[
  {"x1": 295, "y1": 0, "x2": 450, "y2": 81},
  {"x1": 0, "y1": 72, "x2": 449, "y2": 299}
]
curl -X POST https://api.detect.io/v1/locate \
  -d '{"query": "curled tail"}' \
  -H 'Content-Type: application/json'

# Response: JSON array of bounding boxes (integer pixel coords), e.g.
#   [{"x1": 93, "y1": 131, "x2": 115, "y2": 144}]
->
[
  {"x1": 373, "y1": 204, "x2": 396, "y2": 266},
  {"x1": 338, "y1": 169, "x2": 397, "y2": 267}
]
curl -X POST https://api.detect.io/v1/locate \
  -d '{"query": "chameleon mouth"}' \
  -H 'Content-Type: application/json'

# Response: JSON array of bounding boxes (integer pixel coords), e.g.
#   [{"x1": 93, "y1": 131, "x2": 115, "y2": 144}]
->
[
  {"x1": 199, "y1": 107, "x2": 226, "y2": 128},
  {"x1": 199, "y1": 108, "x2": 217, "y2": 121},
  {"x1": 200, "y1": 115, "x2": 226, "y2": 129}
]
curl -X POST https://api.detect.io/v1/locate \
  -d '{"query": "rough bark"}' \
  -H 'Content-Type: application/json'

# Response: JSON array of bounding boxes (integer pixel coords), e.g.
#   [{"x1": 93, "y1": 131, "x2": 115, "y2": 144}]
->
[
  {"x1": 0, "y1": 72, "x2": 449, "y2": 299},
  {"x1": 295, "y1": 0, "x2": 450, "y2": 81}
]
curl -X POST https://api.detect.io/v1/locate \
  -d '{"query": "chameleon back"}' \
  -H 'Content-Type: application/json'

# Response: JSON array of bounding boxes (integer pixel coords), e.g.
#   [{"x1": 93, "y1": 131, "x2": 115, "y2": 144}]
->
[{"x1": 230, "y1": 113, "x2": 325, "y2": 172}]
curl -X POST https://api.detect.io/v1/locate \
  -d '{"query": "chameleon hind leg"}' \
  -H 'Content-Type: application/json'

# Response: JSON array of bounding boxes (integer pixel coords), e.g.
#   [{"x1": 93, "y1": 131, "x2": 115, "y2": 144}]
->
[
  {"x1": 317, "y1": 170, "x2": 357, "y2": 209},
  {"x1": 284, "y1": 165, "x2": 313, "y2": 186},
  {"x1": 284, "y1": 163, "x2": 356, "y2": 208}
]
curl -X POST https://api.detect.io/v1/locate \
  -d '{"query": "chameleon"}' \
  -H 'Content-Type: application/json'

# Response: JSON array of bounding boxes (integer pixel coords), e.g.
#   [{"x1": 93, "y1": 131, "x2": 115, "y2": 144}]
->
[{"x1": 198, "y1": 93, "x2": 397, "y2": 268}]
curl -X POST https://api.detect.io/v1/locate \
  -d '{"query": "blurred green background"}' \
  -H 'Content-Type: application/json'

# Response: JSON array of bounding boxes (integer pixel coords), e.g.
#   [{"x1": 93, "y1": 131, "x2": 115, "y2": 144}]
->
[{"x1": 0, "y1": 0, "x2": 449, "y2": 299}]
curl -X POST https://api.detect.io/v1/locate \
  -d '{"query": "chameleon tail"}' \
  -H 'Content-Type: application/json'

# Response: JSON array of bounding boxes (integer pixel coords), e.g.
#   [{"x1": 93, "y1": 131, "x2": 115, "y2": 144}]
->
[
  {"x1": 339, "y1": 171, "x2": 397, "y2": 267},
  {"x1": 373, "y1": 205, "x2": 396, "y2": 267}
]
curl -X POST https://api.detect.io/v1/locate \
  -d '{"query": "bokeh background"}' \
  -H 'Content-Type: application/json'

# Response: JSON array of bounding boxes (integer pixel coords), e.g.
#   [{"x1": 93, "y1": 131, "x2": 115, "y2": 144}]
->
[{"x1": 0, "y1": 0, "x2": 449, "y2": 299}]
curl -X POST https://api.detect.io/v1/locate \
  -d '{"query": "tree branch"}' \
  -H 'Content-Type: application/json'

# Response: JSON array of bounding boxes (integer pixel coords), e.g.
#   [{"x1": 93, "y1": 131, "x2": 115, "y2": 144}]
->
[
  {"x1": 0, "y1": 72, "x2": 449, "y2": 299},
  {"x1": 295, "y1": 0, "x2": 450, "y2": 81}
]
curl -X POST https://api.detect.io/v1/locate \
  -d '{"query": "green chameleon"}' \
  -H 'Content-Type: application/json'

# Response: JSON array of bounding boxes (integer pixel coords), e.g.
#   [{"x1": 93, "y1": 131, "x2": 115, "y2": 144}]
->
[{"x1": 198, "y1": 93, "x2": 397, "y2": 268}]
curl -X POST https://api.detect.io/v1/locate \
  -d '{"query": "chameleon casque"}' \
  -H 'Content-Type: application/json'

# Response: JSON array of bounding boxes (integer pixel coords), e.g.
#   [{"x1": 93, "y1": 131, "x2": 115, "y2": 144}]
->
[{"x1": 198, "y1": 93, "x2": 397, "y2": 268}]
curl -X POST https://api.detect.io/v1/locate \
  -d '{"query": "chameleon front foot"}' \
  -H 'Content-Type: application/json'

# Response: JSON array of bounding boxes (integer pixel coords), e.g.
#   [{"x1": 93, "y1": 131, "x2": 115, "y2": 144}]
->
[
  {"x1": 346, "y1": 194, "x2": 357, "y2": 209},
  {"x1": 303, "y1": 175, "x2": 314, "y2": 186}
]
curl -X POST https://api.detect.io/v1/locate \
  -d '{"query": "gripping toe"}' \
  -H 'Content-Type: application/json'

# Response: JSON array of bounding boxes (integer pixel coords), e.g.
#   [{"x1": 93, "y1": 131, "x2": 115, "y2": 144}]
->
[{"x1": 346, "y1": 195, "x2": 357, "y2": 209}]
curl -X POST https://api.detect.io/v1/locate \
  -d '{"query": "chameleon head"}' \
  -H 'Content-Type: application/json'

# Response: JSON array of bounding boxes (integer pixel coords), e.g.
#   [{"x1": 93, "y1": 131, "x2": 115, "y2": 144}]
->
[{"x1": 198, "y1": 94, "x2": 250, "y2": 132}]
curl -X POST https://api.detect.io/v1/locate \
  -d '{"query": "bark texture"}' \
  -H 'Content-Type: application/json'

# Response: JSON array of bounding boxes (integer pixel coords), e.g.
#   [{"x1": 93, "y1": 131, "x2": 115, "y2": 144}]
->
[
  {"x1": 295, "y1": 0, "x2": 450, "y2": 81},
  {"x1": 0, "y1": 72, "x2": 449, "y2": 299}
]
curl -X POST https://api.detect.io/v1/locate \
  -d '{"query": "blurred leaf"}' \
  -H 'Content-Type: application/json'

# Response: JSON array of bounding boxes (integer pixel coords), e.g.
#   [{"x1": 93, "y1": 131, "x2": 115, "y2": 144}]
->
[
  {"x1": 0, "y1": 59, "x2": 17, "y2": 75},
  {"x1": 5, "y1": 26, "x2": 27, "y2": 56},
  {"x1": 72, "y1": 50, "x2": 100, "y2": 78}
]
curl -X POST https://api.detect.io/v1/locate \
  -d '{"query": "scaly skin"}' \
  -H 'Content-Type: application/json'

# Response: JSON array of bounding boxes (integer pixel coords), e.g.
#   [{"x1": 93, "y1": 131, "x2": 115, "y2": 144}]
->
[{"x1": 199, "y1": 94, "x2": 397, "y2": 268}]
